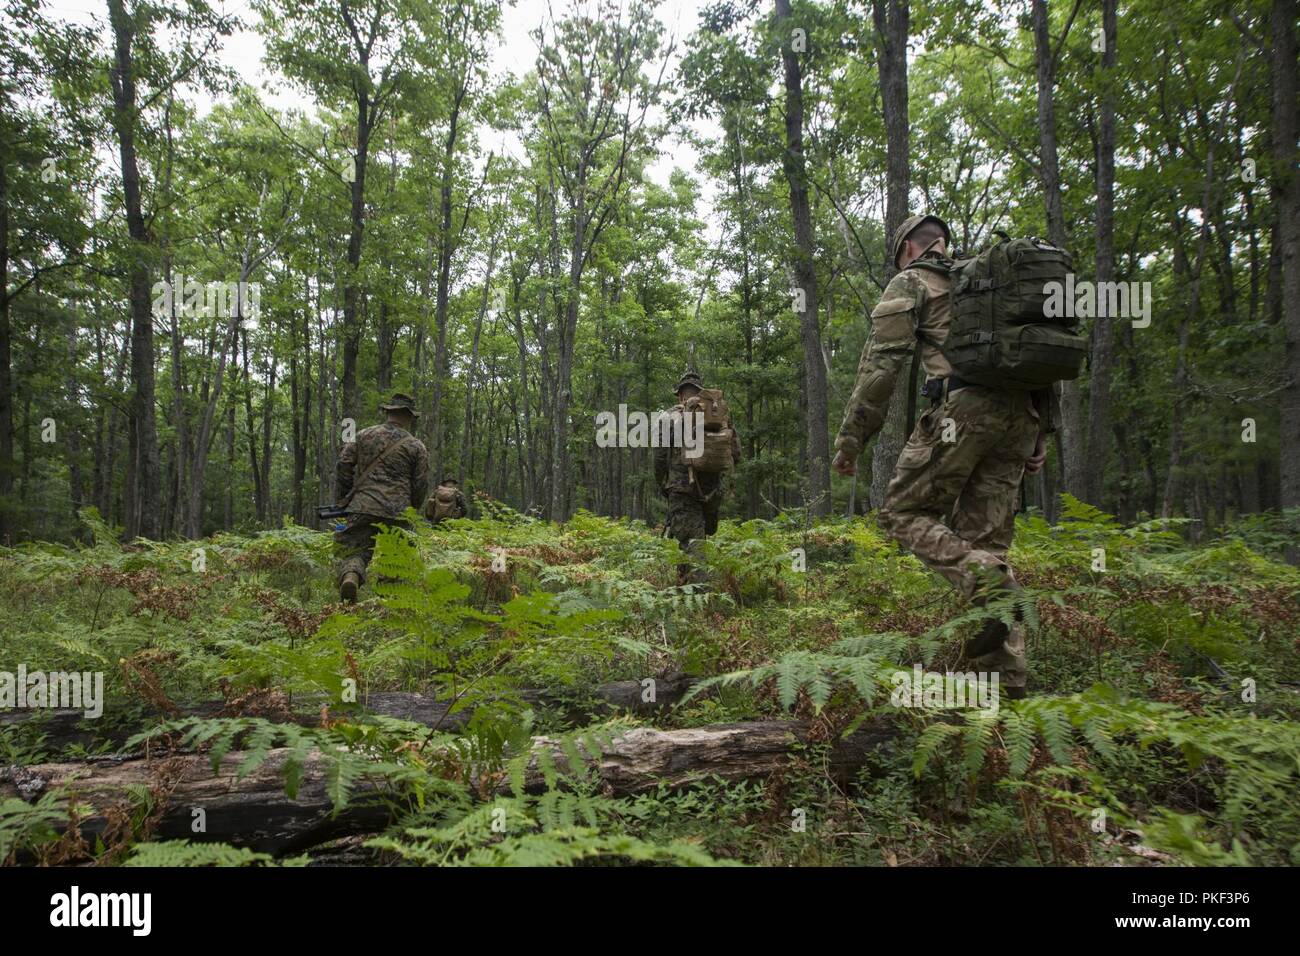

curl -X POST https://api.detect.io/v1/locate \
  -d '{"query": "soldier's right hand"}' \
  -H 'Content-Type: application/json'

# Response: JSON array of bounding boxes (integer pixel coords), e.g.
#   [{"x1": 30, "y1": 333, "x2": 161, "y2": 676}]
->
[{"x1": 832, "y1": 450, "x2": 857, "y2": 477}]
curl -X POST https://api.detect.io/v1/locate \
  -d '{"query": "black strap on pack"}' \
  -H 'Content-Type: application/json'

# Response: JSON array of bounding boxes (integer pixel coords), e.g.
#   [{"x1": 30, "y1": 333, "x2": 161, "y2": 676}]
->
[{"x1": 922, "y1": 376, "x2": 971, "y2": 403}]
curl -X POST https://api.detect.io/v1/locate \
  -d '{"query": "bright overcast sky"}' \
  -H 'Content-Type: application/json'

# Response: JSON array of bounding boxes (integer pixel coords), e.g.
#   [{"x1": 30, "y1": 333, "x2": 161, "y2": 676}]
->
[{"x1": 42, "y1": 0, "x2": 718, "y2": 196}]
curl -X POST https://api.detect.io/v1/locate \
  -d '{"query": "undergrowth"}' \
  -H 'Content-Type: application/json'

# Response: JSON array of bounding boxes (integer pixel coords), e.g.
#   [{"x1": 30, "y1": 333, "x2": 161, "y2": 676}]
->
[{"x1": 1, "y1": 500, "x2": 1297, "y2": 866}]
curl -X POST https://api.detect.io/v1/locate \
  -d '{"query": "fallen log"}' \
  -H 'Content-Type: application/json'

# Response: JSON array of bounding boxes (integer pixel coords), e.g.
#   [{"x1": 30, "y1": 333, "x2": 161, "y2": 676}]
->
[
  {"x1": 521, "y1": 719, "x2": 893, "y2": 795},
  {"x1": 1, "y1": 717, "x2": 892, "y2": 857},
  {"x1": 0, "y1": 673, "x2": 701, "y2": 754}
]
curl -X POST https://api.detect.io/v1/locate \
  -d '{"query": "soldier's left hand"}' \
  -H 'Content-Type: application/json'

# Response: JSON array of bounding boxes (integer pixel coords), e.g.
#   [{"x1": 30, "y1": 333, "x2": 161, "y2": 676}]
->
[{"x1": 1024, "y1": 433, "x2": 1047, "y2": 475}]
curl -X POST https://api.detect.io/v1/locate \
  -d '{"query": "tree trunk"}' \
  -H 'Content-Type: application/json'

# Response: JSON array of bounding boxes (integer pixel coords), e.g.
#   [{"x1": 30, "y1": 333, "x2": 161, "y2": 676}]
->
[
  {"x1": 459, "y1": 234, "x2": 499, "y2": 485},
  {"x1": 549, "y1": 222, "x2": 582, "y2": 522},
  {"x1": 0, "y1": 159, "x2": 12, "y2": 545},
  {"x1": 107, "y1": 0, "x2": 161, "y2": 540},
  {"x1": 184, "y1": 262, "x2": 249, "y2": 539},
  {"x1": 4, "y1": 716, "x2": 892, "y2": 857},
  {"x1": 1272, "y1": 0, "x2": 1300, "y2": 562},
  {"x1": 64, "y1": 311, "x2": 83, "y2": 530},
  {"x1": 1083, "y1": 0, "x2": 1117, "y2": 508},
  {"x1": 340, "y1": 90, "x2": 373, "y2": 426},
  {"x1": 224, "y1": 402, "x2": 234, "y2": 529},
  {"x1": 1031, "y1": 0, "x2": 1082, "y2": 511},
  {"x1": 869, "y1": 0, "x2": 912, "y2": 511},
  {"x1": 775, "y1": 0, "x2": 830, "y2": 517},
  {"x1": 431, "y1": 90, "x2": 466, "y2": 482}
]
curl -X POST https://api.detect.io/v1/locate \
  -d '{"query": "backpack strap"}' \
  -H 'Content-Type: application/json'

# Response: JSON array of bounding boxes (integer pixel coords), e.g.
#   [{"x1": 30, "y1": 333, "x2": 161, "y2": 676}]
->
[
  {"x1": 900, "y1": 260, "x2": 947, "y2": 351},
  {"x1": 905, "y1": 258, "x2": 951, "y2": 277},
  {"x1": 343, "y1": 433, "x2": 415, "y2": 507}
]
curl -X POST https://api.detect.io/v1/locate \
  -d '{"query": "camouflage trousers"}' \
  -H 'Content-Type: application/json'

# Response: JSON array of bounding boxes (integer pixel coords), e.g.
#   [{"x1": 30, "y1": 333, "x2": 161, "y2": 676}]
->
[
  {"x1": 334, "y1": 514, "x2": 408, "y2": 585},
  {"x1": 877, "y1": 384, "x2": 1040, "y2": 688},
  {"x1": 666, "y1": 489, "x2": 721, "y2": 582}
]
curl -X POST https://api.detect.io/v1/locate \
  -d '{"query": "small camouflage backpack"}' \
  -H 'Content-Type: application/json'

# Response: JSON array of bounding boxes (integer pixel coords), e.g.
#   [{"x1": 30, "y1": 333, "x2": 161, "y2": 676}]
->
[
  {"x1": 909, "y1": 233, "x2": 1088, "y2": 389},
  {"x1": 425, "y1": 483, "x2": 464, "y2": 522}
]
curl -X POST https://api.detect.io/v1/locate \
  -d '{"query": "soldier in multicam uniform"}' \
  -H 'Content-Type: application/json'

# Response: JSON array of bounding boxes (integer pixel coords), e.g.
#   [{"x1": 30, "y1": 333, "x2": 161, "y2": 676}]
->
[
  {"x1": 334, "y1": 393, "x2": 430, "y2": 603},
  {"x1": 831, "y1": 215, "x2": 1055, "y2": 698},
  {"x1": 654, "y1": 370, "x2": 742, "y2": 586}
]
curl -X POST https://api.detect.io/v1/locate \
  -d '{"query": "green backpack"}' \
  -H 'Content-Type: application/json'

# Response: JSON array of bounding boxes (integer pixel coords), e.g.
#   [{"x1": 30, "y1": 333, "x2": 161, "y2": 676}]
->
[{"x1": 909, "y1": 233, "x2": 1088, "y2": 390}]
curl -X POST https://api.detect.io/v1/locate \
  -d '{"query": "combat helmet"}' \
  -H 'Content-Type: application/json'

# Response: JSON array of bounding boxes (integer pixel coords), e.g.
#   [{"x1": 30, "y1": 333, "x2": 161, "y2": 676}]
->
[{"x1": 890, "y1": 214, "x2": 951, "y2": 269}]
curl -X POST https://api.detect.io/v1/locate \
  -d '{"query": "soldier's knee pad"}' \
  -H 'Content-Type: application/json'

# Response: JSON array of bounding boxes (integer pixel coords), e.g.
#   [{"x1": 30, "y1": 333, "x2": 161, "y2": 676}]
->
[{"x1": 963, "y1": 551, "x2": 1014, "y2": 591}]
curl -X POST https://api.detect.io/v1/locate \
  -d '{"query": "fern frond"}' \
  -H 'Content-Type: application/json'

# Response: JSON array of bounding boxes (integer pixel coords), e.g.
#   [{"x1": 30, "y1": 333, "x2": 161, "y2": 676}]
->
[{"x1": 913, "y1": 721, "x2": 961, "y2": 778}]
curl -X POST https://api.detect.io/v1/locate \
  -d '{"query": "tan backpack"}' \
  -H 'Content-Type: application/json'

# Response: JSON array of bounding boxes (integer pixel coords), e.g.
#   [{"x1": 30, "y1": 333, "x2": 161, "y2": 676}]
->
[
  {"x1": 683, "y1": 387, "x2": 729, "y2": 432},
  {"x1": 424, "y1": 484, "x2": 464, "y2": 522},
  {"x1": 684, "y1": 426, "x2": 736, "y2": 475},
  {"x1": 678, "y1": 387, "x2": 734, "y2": 476}
]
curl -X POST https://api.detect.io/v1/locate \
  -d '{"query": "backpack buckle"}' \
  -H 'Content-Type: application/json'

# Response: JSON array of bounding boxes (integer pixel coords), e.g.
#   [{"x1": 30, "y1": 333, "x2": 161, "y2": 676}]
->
[
  {"x1": 970, "y1": 278, "x2": 998, "y2": 292},
  {"x1": 971, "y1": 330, "x2": 996, "y2": 344}
]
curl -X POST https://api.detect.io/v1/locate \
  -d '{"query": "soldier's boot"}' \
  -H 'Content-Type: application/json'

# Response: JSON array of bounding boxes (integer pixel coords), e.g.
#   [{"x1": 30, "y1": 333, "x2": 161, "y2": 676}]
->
[
  {"x1": 964, "y1": 617, "x2": 1011, "y2": 659},
  {"x1": 963, "y1": 580, "x2": 1025, "y2": 659},
  {"x1": 1002, "y1": 685, "x2": 1028, "y2": 701},
  {"x1": 340, "y1": 571, "x2": 361, "y2": 604},
  {"x1": 676, "y1": 563, "x2": 692, "y2": 587}
]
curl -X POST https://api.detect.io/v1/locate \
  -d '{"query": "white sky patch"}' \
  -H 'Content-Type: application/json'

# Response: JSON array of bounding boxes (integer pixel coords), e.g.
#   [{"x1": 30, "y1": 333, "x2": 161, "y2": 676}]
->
[{"x1": 43, "y1": 0, "x2": 720, "y2": 216}]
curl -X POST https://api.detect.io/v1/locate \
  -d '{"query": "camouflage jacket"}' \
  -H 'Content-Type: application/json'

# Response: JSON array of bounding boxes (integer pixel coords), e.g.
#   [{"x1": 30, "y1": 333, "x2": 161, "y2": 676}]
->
[
  {"x1": 337, "y1": 423, "x2": 430, "y2": 519},
  {"x1": 654, "y1": 404, "x2": 743, "y2": 499},
  {"x1": 834, "y1": 239, "x2": 1058, "y2": 461}
]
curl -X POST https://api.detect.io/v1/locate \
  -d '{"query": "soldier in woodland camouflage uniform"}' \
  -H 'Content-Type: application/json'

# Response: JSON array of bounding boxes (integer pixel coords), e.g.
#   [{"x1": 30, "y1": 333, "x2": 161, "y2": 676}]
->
[
  {"x1": 655, "y1": 370, "x2": 742, "y2": 585},
  {"x1": 831, "y1": 215, "x2": 1056, "y2": 697},
  {"x1": 334, "y1": 393, "x2": 430, "y2": 602},
  {"x1": 424, "y1": 475, "x2": 469, "y2": 524}
]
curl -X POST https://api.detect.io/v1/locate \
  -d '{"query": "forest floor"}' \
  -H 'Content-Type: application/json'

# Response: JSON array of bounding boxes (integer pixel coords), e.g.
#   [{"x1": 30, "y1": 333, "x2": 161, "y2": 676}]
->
[{"x1": 2, "y1": 499, "x2": 1298, "y2": 867}]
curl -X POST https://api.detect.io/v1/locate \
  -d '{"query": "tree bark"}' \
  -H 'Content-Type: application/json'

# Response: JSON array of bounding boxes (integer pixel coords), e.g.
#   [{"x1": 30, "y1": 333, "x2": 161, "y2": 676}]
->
[
  {"x1": 1272, "y1": 0, "x2": 1300, "y2": 562},
  {"x1": 1030, "y1": 0, "x2": 1082, "y2": 510},
  {"x1": 431, "y1": 88, "x2": 465, "y2": 482},
  {"x1": 869, "y1": 0, "x2": 913, "y2": 511},
  {"x1": 1082, "y1": 0, "x2": 1117, "y2": 508},
  {"x1": 0, "y1": 158, "x2": 12, "y2": 545},
  {"x1": 459, "y1": 233, "x2": 499, "y2": 485},
  {"x1": 3, "y1": 716, "x2": 893, "y2": 856},
  {"x1": 107, "y1": 0, "x2": 161, "y2": 540},
  {"x1": 775, "y1": 0, "x2": 831, "y2": 516},
  {"x1": 184, "y1": 256, "x2": 252, "y2": 539}
]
